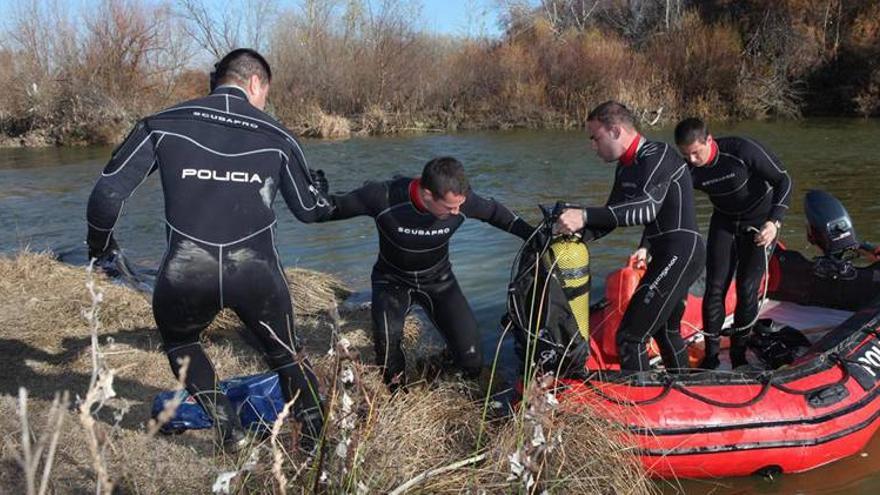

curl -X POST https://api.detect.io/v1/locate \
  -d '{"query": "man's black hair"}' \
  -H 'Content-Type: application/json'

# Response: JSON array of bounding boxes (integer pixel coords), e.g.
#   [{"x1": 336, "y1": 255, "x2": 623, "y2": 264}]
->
[
  {"x1": 210, "y1": 48, "x2": 272, "y2": 92},
  {"x1": 421, "y1": 157, "x2": 470, "y2": 198},
  {"x1": 587, "y1": 101, "x2": 636, "y2": 129},
  {"x1": 674, "y1": 118, "x2": 710, "y2": 146}
]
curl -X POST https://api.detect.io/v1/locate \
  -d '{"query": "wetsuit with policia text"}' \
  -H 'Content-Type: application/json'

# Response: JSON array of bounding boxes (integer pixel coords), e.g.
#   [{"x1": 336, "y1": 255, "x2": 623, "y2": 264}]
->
[
  {"x1": 323, "y1": 177, "x2": 533, "y2": 388},
  {"x1": 691, "y1": 136, "x2": 791, "y2": 367},
  {"x1": 582, "y1": 136, "x2": 706, "y2": 373},
  {"x1": 86, "y1": 85, "x2": 331, "y2": 434}
]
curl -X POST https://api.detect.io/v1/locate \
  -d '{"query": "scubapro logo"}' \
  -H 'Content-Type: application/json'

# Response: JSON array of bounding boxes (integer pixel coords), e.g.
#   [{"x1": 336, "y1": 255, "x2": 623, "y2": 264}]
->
[
  {"x1": 702, "y1": 173, "x2": 736, "y2": 187},
  {"x1": 398, "y1": 226, "x2": 451, "y2": 236},
  {"x1": 192, "y1": 111, "x2": 258, "y2": 129},
  {"x1": 181, "y1": 168, "x2": 263, "y2": 184}
]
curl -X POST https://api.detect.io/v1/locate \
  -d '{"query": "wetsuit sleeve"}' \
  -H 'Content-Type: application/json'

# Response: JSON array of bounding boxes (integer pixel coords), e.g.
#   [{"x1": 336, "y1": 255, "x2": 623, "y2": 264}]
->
[
  {"x1": 323, "y1": 181, "x2": 388, "y2": 220},
  {"x1": 279, "y1": 136, "x2": 335, "y2": 223},
  {"x1": 584, "y1": 145, "x2": 676, "y2": 230},
  {"x1": 638, "y1": 230, "x2": 650, "y2": 249},
  {"x1": 86, "y1": 120, "x2": 158, "y2": 256},
  {"x1": 580, "y1": 226, "x2": 611, "y2": 242},
  {"x1": 461, "y1": 192, "x2": 535, "y2": 240},
  {"x1": 742, "y1": 138, "x2": 792, "y2": 223}
]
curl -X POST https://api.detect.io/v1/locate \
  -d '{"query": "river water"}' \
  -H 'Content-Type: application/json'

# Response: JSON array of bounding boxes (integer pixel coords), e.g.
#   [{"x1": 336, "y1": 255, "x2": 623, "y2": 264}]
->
[{"x1": 2, "y1": 120, "x2": 879, "y2": 493}]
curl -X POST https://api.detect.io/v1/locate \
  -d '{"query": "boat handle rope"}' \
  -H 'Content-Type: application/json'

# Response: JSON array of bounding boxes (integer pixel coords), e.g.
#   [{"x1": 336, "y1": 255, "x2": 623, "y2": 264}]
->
[
  {"x1": 581, "y1": 375, "x2": 675, "y2": 406},
  {"x1": 768, "y1": 353, "x2": 852, "y2": 396},
  {"x1": 672, "y1": 359, "x2": 850, "y2": 407},
  {"x1": 671, "y1": 374, "x2": 773, "y2": 408},
  {"x1": 584, "y1": 357, "x2": 853, "y2": 409},
  {"x1": 831, "y1": 352, "x2": 880, "y2": 379}
]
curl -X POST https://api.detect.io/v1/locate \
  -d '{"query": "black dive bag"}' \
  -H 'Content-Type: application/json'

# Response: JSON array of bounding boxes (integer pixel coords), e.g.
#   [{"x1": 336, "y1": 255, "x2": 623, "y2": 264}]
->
[{"x1": 508, "y1": 221, "x2": 592, "y2": 378}]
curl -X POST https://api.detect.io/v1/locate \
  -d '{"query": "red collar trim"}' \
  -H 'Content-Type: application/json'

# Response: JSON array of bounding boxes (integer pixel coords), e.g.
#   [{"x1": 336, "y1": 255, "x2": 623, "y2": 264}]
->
[
  {"x1": 619, "y1": 134, "x2": 642, "y2": 166},
  {"x1": 409, "y1": 179, "x2": 428, "y2": 212},
  {"x1": 706, "y1": 140, "x2": 719, "y2": 166}
]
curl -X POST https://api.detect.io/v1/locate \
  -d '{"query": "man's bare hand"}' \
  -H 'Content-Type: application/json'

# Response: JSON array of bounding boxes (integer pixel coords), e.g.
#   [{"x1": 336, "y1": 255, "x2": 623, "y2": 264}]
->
[
  {"x1": 555, "y1": 208, "x2": 585, "y2": 235},
  {"x1": 632, "y1": 247, "x2": 648, "y2": 268},
  {"x1": 755, "y1": 221, "x2": 778, "y2": 247}
]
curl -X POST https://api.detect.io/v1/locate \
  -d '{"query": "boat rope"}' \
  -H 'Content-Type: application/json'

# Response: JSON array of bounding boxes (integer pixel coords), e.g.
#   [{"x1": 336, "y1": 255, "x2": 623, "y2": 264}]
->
[
  {"x1": 832, "y1": 352, "x2": 880, "y2": 376},
  {"x1": 671, "y1": 374, "x2": 773, "y2": 408},
  {"x1": 768, "y1": 354, "x2": 851, "y2": 395},
  {"x1": 587, "y1": 354, "x2": 857, "y2": 408},
  {"x1": 581, "y1": 375, "x2": 674, "y2": 406},
  {"x1": 715, "y1": 227, "x2": 774, "y2": 337}
]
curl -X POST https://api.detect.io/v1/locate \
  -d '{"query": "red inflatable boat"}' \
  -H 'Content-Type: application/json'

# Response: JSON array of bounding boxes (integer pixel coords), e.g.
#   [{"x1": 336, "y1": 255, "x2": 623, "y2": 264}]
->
[{"x1": 558, "y1": 244, "x2": 880, "y2": 478}]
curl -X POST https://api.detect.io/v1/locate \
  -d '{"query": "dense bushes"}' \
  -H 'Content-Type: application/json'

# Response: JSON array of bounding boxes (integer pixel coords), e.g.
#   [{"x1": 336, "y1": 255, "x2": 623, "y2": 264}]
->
[
  {"x1": 0, "y1": 0, "x2": 198, "y2": 146},
  {"x1": 1, "y1": 0, "x2": 878, "y2": 146}
]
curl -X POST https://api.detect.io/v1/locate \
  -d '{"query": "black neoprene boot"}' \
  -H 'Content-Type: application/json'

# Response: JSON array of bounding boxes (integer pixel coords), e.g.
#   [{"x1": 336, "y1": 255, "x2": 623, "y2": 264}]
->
[
  {"x1": 729, "y1": 335, "x2": 749, "y2": 369},
  {"x1": 699, "y1": 336, "x2": 721, "y2": 370},
  {"x1": 194, "y1": 391, "x2": 248, "y2": 453},
  {"x1": 296, "y1": 405, "x2": 325, "y2": 456}
]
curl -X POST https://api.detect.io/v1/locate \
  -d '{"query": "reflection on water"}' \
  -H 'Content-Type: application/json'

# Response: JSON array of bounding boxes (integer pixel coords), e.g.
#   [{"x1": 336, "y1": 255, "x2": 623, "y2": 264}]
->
[{"x1": 2, "y1": 119, "x2": 880, "y2": 493}]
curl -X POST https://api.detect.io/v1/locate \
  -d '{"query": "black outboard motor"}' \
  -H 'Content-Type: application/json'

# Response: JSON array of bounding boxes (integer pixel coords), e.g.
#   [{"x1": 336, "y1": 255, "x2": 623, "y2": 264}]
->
[
  {"x1": 805, "y1": 190, "x2": 859, "y2": 259},
  {"x1": 768, "y1": 191, "x2": 880, "y2": 310},
  {"x1": 805, "y1": 190, "x2": 860, "y2": 279}
]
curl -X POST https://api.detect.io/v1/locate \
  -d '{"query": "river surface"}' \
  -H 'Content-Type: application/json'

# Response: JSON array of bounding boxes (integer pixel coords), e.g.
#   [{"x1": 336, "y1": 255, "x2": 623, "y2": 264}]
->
[{"x1": 2, "y1": 120, "x2": 879, "y2": 493}]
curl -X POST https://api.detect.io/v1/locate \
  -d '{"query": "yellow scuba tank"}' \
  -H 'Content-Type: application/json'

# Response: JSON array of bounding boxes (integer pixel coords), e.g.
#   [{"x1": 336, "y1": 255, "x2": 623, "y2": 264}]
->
[{"x1": 541, "y1": 236, "x2": 590, "y2": 342}]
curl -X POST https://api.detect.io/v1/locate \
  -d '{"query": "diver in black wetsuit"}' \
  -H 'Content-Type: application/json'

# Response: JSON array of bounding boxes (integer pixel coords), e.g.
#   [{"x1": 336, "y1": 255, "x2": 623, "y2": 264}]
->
[
  {"x1": 673, "y1": 118, "x2": 791, "y2": 369},
  {"x1": 86, "y1": 49, "x2": 330, "y2": 453},
  {"x1": 319, "y1": 157, "x2": 534, "y2": 391},
  {"x1": 555, "y1": 101, "x2": 705, "y2": 374}
]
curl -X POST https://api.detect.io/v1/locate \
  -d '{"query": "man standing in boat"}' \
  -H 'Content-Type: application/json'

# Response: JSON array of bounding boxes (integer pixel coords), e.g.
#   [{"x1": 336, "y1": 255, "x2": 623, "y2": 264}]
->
[
  {"x1": 555, "y1": 101, "x2": 705, "y2": 374},
  {"x1": 660, "y1": 117, "x2": 791, "y2": 369},
  {"x1": 318, "y1": 157, "x2": 534, "y2": 392},
  {"x1": 86, "y1": 49, "x2": 331, "y2": 453}
]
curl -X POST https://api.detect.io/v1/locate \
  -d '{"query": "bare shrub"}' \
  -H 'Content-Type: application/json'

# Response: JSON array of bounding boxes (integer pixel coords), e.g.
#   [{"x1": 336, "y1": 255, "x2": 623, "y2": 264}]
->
[
  {"x1": 175, "y1": 0, "x2": 278, "y2": 57},
  {"x1": 7, "y1": 0, "x2": 876, "y2": 145},
  {"x1": 0, "y1": 0, "x2": 194, "y2": 145},
  {"x1": 645, "y1": 12, "x2": 741, "y2": 119},
  {"x1": 854, "y1": 67, "x2": 880, "y2": 118},
  {"x1": 11, "y1": 389, "x2": 68, "y2": 495}
]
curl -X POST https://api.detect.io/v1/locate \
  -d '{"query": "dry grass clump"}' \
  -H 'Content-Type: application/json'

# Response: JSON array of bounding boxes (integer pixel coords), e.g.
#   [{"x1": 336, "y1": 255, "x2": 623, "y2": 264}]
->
[
  {"x1": 480, "y1": 378, "x2": 650, "y2": 494},
  {"x1": 0, "y1": 249, "x2": 650, "y2": 493},
  {"x1": 295, "y1": 106, "x2": 353, "y2": 140},
  {"x1": 0, "y1": 250, "x2": 154, "y2": 338},
  {"x1": 0, "y1": 393, "x2": 218, "y2": 494},
  {"x1": 336, "y1": 381, "x2": 481, "y2": 492}
]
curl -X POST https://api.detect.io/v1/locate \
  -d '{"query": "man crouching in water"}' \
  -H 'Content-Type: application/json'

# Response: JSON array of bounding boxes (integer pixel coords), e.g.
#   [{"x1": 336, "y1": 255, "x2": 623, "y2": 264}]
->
[
  {"x1": 318, "y1": 157, "x2": 534, "y2": 391},
  {"x1": 555, "y1": 101, "x2": 705, "y2": 374},
  {"x1": 86, "y1": 49, "x2": 330, "y2": 454}
]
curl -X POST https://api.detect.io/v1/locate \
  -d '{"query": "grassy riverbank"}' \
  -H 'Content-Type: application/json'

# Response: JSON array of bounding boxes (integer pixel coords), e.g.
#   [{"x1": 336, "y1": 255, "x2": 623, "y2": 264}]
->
[{"x1": 0, "y1": 250, "x2": 651, "y2": 494}]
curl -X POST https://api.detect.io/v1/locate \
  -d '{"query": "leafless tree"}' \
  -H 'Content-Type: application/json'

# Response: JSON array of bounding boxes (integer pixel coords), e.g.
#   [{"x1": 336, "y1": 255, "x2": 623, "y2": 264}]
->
[{"x1": 175, "y1": 0, "x2": 277, "y2": 58}]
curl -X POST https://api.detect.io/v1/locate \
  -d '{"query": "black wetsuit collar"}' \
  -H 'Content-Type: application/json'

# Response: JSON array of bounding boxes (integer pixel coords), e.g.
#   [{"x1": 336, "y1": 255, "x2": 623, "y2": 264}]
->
[{"x1": 212, "y1": 85, "x2": 248, "y2": 99}]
